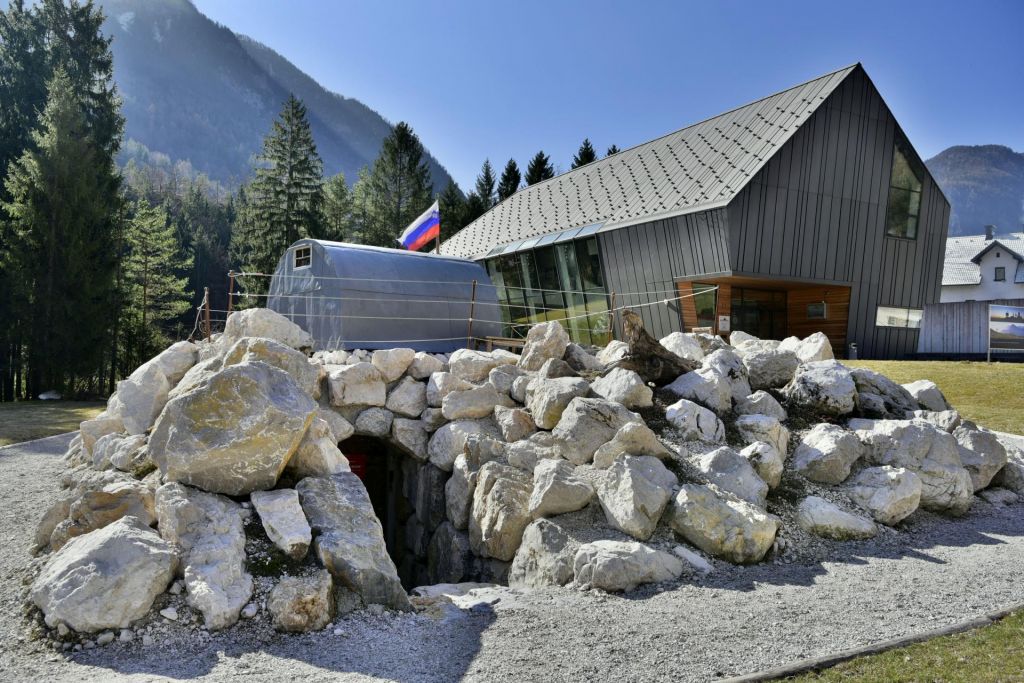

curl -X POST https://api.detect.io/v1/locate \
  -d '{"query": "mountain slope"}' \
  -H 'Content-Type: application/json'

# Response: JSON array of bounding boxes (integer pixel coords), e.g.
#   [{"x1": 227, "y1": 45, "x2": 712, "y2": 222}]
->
[
  {"x1": 97, "y1": 0, "x2": 452, "y2": 189},
  {"x1": 926, "y1": 145, "x2": 1024, "y2": 237}
]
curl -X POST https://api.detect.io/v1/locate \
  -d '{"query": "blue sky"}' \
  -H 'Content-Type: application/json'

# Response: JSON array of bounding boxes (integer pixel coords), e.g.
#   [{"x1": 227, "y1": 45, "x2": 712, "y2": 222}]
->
[{"x1": 194, "y1": 0, "x2": 1024, "y2": 190}]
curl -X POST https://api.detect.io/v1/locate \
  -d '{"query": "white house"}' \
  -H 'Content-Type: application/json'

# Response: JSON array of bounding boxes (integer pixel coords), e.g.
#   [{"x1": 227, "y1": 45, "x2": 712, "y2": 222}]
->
[{"x1": 940, "y1": 227, "x2": 1024, "y2": 303}]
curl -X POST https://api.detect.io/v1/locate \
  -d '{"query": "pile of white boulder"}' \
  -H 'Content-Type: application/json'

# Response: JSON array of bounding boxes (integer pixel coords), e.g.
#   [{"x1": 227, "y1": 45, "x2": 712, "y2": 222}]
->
[{"x1": 25, "y1": 308, "x2": 1024, "y2": 647}]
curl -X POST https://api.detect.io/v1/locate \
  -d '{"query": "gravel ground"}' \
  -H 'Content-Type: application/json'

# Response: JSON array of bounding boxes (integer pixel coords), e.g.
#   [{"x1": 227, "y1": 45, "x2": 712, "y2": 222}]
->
[{"x1": 3, "y1": 433, "x2": 1024, "y2": 682}]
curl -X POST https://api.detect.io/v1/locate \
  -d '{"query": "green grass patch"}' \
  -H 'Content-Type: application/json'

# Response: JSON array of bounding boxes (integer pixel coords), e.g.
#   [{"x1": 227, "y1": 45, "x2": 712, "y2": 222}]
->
[
  {"x1": 792, "y1": 610, "x2": 1024, "y2": 682},
  {"x1": 0, "y1": 401, "x2": 105, "y2": 447},
  {"x1": 846, "y1": 360, "x2": 1024, "y2": 434}
]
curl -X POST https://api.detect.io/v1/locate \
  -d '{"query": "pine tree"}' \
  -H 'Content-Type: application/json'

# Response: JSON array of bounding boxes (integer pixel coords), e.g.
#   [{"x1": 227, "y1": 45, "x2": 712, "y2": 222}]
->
[
  {"x1": 497, "y1": 158, "x2": 521, "y2": 201},
  {"x1": 322, "y1": 172, "x2": 352, "y2": 242},
  {"x1": 348, "y1": 166, "x2": 373, "y2": 244},
  {"x1": 120, "y1": 200, "x2": 192, "y2": 370},
  {"x1": 2, "y1": 68, "x2": 120, "y2": 396},
  {"x1": 605, "y1": 144, "x2": 621, "y2": 156},
  {"x1": 572, "y1": 139, "x2": 597, "y2": 168},
  {"x1": 462, "y1": 192, "x2": 487, "y2": 230},
  {"x1": 364, "y1": 122, "x2": 432, "y2": 247},
  {"x1": 475, "y1": 159, "x2": 496, "y2": 209},
  {"x1": 437, "y1": 179, "x2": 465, "y2": 243},
  {"x1": 524, "y1": 151, "x2": 555, "y2": 186},
  {"x1": 241, "y1": 95, "x2": 325, "y2": 275}
]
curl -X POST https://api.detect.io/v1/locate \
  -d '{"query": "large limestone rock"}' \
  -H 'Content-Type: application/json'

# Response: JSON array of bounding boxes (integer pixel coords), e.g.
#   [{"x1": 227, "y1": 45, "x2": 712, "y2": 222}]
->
[
  {"x1": 518, "y1": 321, "x2": 570, "y2": 371},
  {"x1": 702, "y1": 349, "x2": 752, "y2": 402},
  {"x1": 850, "y1": 368, "x2": 919, "y2": 417},
  {"x1": 742, "y1": 349, "x2": 800, "y2": 391},
  {"x1": 371, "y1": 348, "x2": 416, "y2": 383},
  {"x1": 489, "y1": 364, "x2": 526, "y2": 395},
  {"x1": 791, "y1": 423, "x2": 863, "y2": 485},
  {"x1": 659, "y1": 332, "x2": 705, "y2": 363},
  {"x1": 49, "y1": 480, "x2": 156, "y2": 552},
  {"x1": 222, "y1": 337, "x2": 322, "y2": 399},
  {"x1": 354, "y1": 407, "x2": 394, "y2": 437},
  {"x1": 407, "y1": 352, "x2": 445, "y2": 380},
  {"x1": 493, "y1": 405, "x2": 536, "y2": 443},
  {"x1": 505, "y1": 432, "x2": 562, "y2": 472},
  {"x1": 149, "y1": 361, "x2": 316, "y2": 496},
  {"x1": 30, "y1": 516, "x2": 177, "y2": 633},
  {"x1": 426, "y1": 372, "x2": 473, "y2": 408},
  {"x1": 538, "y1": 357, "x2": 577, "y2": 380},
  {"x1": 107, "y1": 361, "x2": 171, "y2": 435},
  {"x1": 791, "y1": 332, "x2": 834, "y2": 363},
  {"x1": 903, "y1": 380, "x2": 950, "y2": 412},
  {"x1": 445, "y1": 455, "x2": 477, "y2": 530},
  {"x1": 573, "y1": 540, "x2": 684, "y2": 593},
  {"x1": 740, "y1": 442, "x2": 784, "y2": 490},
  {"x1": 469, "y1": 462, "x2": 533, "y2": 561},
  {"x1": 328, "y1": 362, "x2": 387, "y2": 408},
  {"x1": 735, "y1": 390, "x2": 787, "y2": 422},
  {"x1": 296, "y1": 473, "x2": 411, "y2": 611},
  {"x1": 391, "y1": 418, "x2": 429, "y2": 461},
  {"x1": 287, "y1": 417, "x2": 351, "y2": 479},
  {"x1": 551, "y1": 397, "x2": 643, "y2": 465},
  {"x1": 168, "y1": 356, "x2": 224, "y2": 401},
  {"x1": 597, "y1": 340, "x2": 629, "y2": 366},
  {"x1": 796, "y1": 496, "x2": 877, "y2": 540},
  {"x1": 251, "y1": 489, "x2": 311, "y2": 560},
  {"x1": 783, "y1": 360, "x2": 857, "y2": 416},
  {"x1": 850, "y1": 419, "x2": 973, "y2": 515},
  {"x1": 846, "y1": 466, "x2": 922, "y2": 525},
  {"x1": 150, "y1": 340, "x2": 199, "y2": 387},
  {"x1": 735, "y1": 414, "x2": 790, "y2": 458},
  {"x1": 564, "y1": 342, "x2": 604, "y2": 372},
  {"x1": 104, "y1": 434, "x2": 151, "y2": 475},
  {"x1": 665, "y1": 398, "x2": 725, "y2": 443},
  {"x1": 665, "y1": 367, "x2": 732, "y2": 414},
  {"x1": 953, "y1": 425, "x2": 1008, "y2": 491},
  {"x1": 79, "y1": 413, "x2": 126, "y2": 459},
  {"x1": 993, "y1": 436, "x2": 1024, "y2": 495},
  {"x1": 449, "y1": 349, "x2": 517, "y2": 383},
  {"x1": 223, "y1": 308, "x2": 312, "y2": 351},
  {"x1": 428, "y1": 418, "x2": 501, "y2": 472},
  {"x1": 591, "y1": 367, "x2": 653, "y2": 409},
  {"x1": 596, "y1": 455, "x2": 677, "y2": 541},
  {"x1": 267, "y1": 570, "x2": 334, "y2": 633},
  {"x1": 155, "y1": 483, "x2": 253, "y2": 630},
  {"x1": 508, "y1": 518, "x2": 578, "y2": 589},
  {"x1": 593, "y1": 422, "x2": 672, "y2": 469},
  {"x1": 669, "y1": 484, "x2": 779, "y2": 564},
  {"x1": 696, "y1": 447, "x2": 768, "y2": 506},
  {"x1": 911, "y1": 409, "x2": 962, "y2": 433},
  {"x1": 427, "y1": 522, "x2": 473, "y2": 584},
  {"x1": 529, "y1": 458, "x2": 595, "y2": 518},
  {"x1": 443, "y1": 383, "x2": 510, "y2": 420},
  {"x1": 526, "y1": 376, "x2": 591, "y2": 430},
  {"x1": 385, "y1": 377, "x2": 428, "y2": 418}
]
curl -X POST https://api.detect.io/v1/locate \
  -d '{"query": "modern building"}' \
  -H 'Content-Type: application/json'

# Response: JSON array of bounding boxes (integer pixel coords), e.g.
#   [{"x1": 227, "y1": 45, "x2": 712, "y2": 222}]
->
[
  {"x1": 940, "y1": 227, "x2": 1024, "y2": 303},
  {"x1": 442, "y1": 64, "x2": 951, "y2": 359}
]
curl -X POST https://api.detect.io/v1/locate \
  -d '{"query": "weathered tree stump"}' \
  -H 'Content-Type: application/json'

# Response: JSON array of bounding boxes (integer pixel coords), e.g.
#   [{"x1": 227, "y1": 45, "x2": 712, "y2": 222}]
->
[{"x1": 609, "y1": 309, "x2": 699, "y2": 385}]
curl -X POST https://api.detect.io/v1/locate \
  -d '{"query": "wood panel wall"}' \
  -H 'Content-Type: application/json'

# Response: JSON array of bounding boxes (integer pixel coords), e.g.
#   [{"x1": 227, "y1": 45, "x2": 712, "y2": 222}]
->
[
  {"x1": 726, "y1": 65, "x2": 950, "y2": 359},
  {"x1": 787, "y1": 286, "x2": 851, "y2": 355},
  {"x1": 917, "y1": 298, "x2": 1024, "y2": 355}
]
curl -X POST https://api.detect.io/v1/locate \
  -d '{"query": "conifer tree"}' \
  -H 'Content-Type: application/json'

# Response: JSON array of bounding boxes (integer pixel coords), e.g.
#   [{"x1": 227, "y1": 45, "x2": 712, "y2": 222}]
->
[
  {"x1": 364, "y1": 122, "x2": 432, "y2": 247},
  {"x1": 475, "y1": 159, "x2": 496, "y2": 209},
  {"x1": 524, "y1": 151, "x2": 555, "y2": 186},
  {"x1": 605, "y1": 144, "x2": 621, "y2": 156},
  {"x1": 241, "y1": 95, "x2": 325, "y2": 275},
  {"x1": 462, "y1": 192, "x2": 487, "y2": 229},
  {"x1": 572, "y1": 138, "x2": 597, "y2": 168},
  {"x1": 348, "y1": 166, "x2": 373, "y2": 244},
  {"x1": 3, "y1": 68, "x2": 120, "y2": 396},
  {"x1": 323, "y1": 172, "x2": 352, "y2": 242},
  {"x1": 119, "y1": 200, "x2": 192, "y2": 370},
  {"x1": 497, "y1": 158, "x2": 521, "y2": 201},
  {"x1": 437, "y1": 179, "x2": 465, "y2": 243}
]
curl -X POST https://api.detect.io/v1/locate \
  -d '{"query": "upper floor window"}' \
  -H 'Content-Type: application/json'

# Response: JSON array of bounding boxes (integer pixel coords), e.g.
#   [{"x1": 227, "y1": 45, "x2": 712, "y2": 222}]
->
[
  {"x1": 885, "y1": 141, "x2": 923, "y2": 240},
  {"x1": 293, "y1": 246, "x2": 312, "y2": 269},
  {"x1": 995, "y1": 266, "x2": 1006, "y2": 282}
]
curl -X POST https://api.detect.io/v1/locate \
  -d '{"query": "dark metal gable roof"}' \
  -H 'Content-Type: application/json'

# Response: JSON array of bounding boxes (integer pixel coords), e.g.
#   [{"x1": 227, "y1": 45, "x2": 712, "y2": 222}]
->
[{"x1": 442, "y1": 64, "x2": 860, "y2": 259}]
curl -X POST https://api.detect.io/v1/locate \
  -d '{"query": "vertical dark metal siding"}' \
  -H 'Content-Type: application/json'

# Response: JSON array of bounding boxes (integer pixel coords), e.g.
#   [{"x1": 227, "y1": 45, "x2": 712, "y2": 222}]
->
[
  {"x1": 597, "y1": 207, "x2": 731, "y2": 339},
  {"x1": 726, "y1": 67, "x2": 950, "y2": 359}
]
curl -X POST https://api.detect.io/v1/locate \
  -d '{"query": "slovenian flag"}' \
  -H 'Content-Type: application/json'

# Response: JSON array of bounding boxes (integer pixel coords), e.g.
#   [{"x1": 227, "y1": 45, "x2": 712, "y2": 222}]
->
[{"x1": 398, "y1": 201, "x2": 440, "y2": 251}]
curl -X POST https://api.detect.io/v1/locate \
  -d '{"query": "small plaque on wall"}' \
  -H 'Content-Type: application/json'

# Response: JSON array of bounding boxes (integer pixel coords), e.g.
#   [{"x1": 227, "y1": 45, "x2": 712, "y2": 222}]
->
[
  {"x1": 807, "y1": 302, "x2": 828, "y2": 320},
  {"x1": 718, "y1": 315, "x2": 731, "y2": 332}
]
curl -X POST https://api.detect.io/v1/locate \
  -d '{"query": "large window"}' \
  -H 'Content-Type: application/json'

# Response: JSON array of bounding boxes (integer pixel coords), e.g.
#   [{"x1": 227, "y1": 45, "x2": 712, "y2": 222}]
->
[
  {"x1": 692, "y1": 283, "x2": 718, "y2": 330},
  {"x1": 885, "y1": 141, "x2": 924, "y2": 239},
  {"x1": 875, "y1": 306, "x2": 922, "y2": 329},
  {"x1": 484, "y1": 236, "x2": 610, "y2": 346}
]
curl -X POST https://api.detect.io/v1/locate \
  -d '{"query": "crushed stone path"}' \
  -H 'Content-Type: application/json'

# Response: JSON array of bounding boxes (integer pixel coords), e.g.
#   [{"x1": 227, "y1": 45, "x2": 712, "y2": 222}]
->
[{"x1": 2, "y1": 433, "x2": 1024, "y2": 682}]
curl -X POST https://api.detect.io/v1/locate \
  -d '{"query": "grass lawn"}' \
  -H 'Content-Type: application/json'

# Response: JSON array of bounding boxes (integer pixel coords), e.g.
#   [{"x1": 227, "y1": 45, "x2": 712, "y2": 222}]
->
[
  {"x1": 793, "y1": 359, "x2": 1024, "y2": 681},
  {"x1": 845, "y1": 360, "x2": 1024, "y2": 434},
  {"x1": 0, "y1": 401, "x2": 105, "y2": 447}
]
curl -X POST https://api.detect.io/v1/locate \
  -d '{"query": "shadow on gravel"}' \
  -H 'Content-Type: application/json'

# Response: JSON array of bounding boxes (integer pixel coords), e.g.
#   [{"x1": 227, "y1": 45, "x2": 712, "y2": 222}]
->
[{"x1": 71, "y1": 604, "x2": 497, "y2": 682}]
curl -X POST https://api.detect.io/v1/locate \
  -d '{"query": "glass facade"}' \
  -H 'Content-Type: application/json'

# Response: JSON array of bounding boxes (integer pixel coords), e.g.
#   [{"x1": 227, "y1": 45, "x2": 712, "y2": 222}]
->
[
  {"x1": 885, "y1": 141, "x2": 924, "y2": 239},
  {"x1": 692, "y1": 283, "x2": 718, "y2": 329},
  {"x1": 484, "y1": 236, "x2": 611, "y2": 346},
  {"x1": 731, "y1": 287, "x2": 788, "y2": 340}
]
